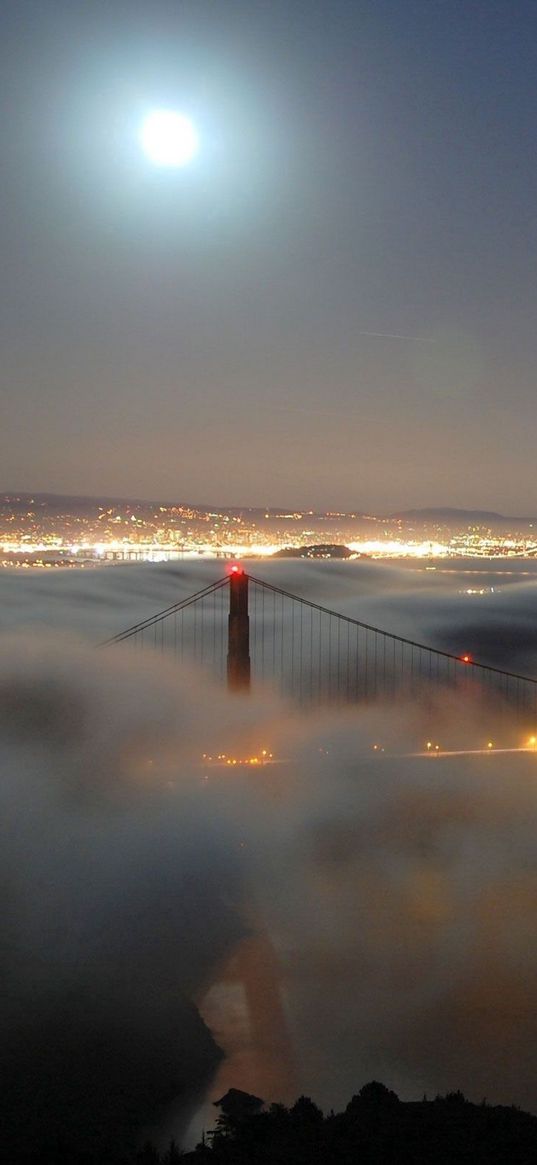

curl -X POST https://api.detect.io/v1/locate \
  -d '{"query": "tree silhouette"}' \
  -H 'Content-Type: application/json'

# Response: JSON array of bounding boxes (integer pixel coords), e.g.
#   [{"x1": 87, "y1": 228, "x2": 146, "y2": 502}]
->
[{"x1": 162, "y1": 1139, "x2": 183, "y2": 1163}]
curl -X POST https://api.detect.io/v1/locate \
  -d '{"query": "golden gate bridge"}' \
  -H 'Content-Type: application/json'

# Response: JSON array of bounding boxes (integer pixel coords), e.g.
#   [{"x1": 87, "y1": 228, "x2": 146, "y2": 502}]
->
[{"x1": 100, "y1": 567, "x2": 537, "y2": 725}]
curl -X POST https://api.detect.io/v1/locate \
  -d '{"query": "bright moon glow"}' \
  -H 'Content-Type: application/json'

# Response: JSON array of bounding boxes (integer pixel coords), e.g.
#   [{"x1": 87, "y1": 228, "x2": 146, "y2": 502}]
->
[{"x1": 140, "y1": 110, "x2": 198, "y2": 167}]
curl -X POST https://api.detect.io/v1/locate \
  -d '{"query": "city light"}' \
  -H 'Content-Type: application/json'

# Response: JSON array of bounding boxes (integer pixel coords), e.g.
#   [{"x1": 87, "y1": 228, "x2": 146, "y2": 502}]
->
[{"x1": 5, "y1": 495, "x2": 537, "y2": 568}]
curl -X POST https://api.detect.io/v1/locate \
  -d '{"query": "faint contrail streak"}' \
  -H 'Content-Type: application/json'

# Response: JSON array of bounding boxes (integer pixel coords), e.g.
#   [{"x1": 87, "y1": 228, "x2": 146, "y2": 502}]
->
[{"x1": 358, "y1": 331, "x2": 436, "y2": 342}]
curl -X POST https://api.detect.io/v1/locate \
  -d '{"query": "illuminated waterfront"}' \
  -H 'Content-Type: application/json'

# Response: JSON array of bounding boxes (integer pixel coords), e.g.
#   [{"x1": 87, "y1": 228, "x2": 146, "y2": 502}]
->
[{"x1": 3, "y1": 492, "x2": 537, "y2": 567}]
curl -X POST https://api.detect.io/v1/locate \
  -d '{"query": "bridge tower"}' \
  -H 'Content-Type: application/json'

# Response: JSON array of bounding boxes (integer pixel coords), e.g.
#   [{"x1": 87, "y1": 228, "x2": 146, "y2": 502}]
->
[{"x1": 227, "y1": 567, "x2": 251, "y2": 692}]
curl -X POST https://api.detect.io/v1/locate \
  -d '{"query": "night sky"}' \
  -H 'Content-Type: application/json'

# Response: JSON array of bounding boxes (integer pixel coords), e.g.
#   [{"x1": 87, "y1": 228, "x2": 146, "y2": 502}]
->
[{"x1": 2, "y1": 0, "x2": 537, "y2": 513}]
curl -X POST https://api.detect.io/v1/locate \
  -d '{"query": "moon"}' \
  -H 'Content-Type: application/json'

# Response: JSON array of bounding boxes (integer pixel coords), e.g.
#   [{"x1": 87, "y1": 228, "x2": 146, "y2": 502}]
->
[{"x1": 140, "y1": 109, "x2": 199, "y2": 167}]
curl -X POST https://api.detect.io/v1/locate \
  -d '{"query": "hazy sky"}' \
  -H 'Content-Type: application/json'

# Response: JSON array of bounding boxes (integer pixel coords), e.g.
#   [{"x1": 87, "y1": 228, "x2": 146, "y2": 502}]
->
[{"x1": 2, "y1": 0, "x2": 537, "y2": 513}]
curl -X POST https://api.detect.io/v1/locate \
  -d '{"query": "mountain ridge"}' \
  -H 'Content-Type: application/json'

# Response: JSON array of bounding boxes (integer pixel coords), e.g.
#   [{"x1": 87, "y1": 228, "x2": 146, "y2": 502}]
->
[{"x1": 1, "y1": 492, "x2": 535, "y2": 525}]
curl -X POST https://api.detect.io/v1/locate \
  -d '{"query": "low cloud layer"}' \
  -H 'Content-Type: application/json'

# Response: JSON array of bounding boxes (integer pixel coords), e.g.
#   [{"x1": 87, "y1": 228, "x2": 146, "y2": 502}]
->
[
  {"x1": 0, "y1": 637, "x2": 254, "y2": 1157},
  {"x1": 249, "y1": 711, "x2": 537, "y2": 1112},
  {"x1": 1, "y1": 560, "x2": 537, "y2": 1156}
]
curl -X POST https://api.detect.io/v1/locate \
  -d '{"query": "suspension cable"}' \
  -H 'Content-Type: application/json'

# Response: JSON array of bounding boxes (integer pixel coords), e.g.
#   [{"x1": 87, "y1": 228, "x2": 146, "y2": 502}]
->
[
  {"x1": 247, "y1": 574, "x2": 537, "y2": 687},
  {"x1": 98, "y1": 576, "x2": 229, "y2": 646}
]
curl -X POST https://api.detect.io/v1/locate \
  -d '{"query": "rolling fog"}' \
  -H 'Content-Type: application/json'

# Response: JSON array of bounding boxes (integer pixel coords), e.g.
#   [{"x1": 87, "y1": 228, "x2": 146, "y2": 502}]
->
[{"x1": 1, "y1": 558, "x2": 537, "y2": 1153}]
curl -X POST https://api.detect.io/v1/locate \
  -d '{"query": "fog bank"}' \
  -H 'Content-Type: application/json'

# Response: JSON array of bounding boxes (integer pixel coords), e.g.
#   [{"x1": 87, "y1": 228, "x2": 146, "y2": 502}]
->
[{"x1": 1, "y1": 560, "x2": 537, "y2": 1155}]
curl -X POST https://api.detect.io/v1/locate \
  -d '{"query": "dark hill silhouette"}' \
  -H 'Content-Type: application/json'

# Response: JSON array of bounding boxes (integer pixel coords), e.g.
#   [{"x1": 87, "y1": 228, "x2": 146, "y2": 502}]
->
[
  {"x1": 177, "y1": 1081, "x2": 537, "y2": 1165},
  {"x1": 272, "y1": 544, "x2": 354, "y2": 558},
  {"x1": 4, "y1": 1081, "x2": 537, "y2": 1162},
  {"x1": 388, "y1": 506, "x2": 536, "y2": 527},
  {"x1": 4, "y1": 492, "x2": 536, "y2": 528}
]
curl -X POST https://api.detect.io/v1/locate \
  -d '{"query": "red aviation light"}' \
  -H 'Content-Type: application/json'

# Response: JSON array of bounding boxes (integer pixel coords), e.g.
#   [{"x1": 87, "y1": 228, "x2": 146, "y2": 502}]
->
[
  {"x1": 228, "y1": 563, "x2": 243, "y2": 574},
  {"x1": 461, "y1": 654, "x2": 472, "y2": 663}
]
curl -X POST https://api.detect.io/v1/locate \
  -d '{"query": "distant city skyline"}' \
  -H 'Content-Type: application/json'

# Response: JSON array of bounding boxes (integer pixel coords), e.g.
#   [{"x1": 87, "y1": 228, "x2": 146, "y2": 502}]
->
[
  {"x1": 3, "y1": 488, "x2": 537, "y2": 569},
  {"x1": 2, "y1": 2, "x2": 537, "y2": 513}
]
